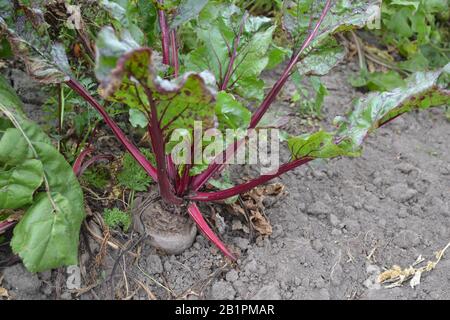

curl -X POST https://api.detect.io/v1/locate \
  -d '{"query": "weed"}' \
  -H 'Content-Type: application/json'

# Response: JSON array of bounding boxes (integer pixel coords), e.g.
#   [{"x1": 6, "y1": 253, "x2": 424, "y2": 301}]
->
[{"x1": 103, "y1": 208, "x2": 132, "y2": 232}]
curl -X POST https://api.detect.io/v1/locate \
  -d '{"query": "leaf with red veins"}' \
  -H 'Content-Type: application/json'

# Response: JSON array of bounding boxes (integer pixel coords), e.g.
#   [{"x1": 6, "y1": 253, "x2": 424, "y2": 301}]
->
[{"x1": 96, "y1": 27, "x2": 217, "y2": 135}]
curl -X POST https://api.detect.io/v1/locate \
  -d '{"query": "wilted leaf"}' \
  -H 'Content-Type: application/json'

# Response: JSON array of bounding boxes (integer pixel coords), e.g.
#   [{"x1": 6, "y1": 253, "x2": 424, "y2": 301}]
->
[
  {"x1": 288, "y1": 65, "x2": 450, "y2": 160},
  {"x1": 0, "y1": 4, "x2": 71, "y2": 84},
  {"x1": 248, "y1": 210, "x2": 272, "y2": 235},
  {"x1": 228, "y1": 183, "x2": 287, "y2": 236},
  {"x1": 0, "y1": 286, "x2": 9, "y2": 299},
  {"x1": 378, "y1": 265, "x2": 415, "y2": 287}
]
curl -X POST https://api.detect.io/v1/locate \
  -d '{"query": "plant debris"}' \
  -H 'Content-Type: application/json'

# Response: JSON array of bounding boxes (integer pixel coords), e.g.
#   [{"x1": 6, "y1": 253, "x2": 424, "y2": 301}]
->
[
  {"x1": 228, "y1": 183, "x2": 287, "y2": 236},
  {"x1": 378, "y1": 241, "x2": 450, "y2": 289}
]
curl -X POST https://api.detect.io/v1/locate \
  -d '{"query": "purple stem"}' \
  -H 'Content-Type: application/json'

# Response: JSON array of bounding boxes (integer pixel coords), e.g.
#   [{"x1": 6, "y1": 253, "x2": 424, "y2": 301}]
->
[
  {"x1": 158, "y1": 0, "x2": 171, "y2": 65},
  {"x1": 187, "y1": 203, "x2": 236, "y2": 260},
  {"x1": 176, "y1": 164, "x2": 191, "y2": 196},
  {"x1": 145, "y1": 87, "x2": 183, "y2": 205},
  {"x1": 249, "y1": 0, "x2": 332, "y2": 128},
  {"x1": 191, "y1": 102, "x2": 415, "y2": 202},
  {"x1": 78, "y1": 155, "x2": 115, "y2": 177},
  {"x1": 66, "y1": 78, "x2": 158, "y2": 181},
  {"x1": 73, "y1": 146, "x2": 94, "y2": 177},
  {"x1": 166, "y1": 154, "x2": 177, "y2": 183},
  {"x1": 188, "y1": 157, "x2": 313, "y2": 202}
]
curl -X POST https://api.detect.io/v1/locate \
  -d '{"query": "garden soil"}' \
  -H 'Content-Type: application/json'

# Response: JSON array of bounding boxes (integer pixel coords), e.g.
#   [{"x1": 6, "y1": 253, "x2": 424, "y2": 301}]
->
[{"x1": 1, "y1": 61, "x2": 449, "y2": 300}]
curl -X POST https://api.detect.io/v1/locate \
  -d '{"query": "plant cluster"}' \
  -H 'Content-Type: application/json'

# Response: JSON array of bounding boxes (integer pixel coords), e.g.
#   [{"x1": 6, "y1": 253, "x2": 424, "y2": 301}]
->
[{"x1": 0, "y1": 0, "x2": 448, "y2": 272}]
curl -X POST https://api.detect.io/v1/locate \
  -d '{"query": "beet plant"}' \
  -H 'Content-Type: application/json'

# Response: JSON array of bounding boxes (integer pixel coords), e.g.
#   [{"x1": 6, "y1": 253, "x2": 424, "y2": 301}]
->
[{"x1": 0, "y1": 0, "x2": 449, "y2": 272}]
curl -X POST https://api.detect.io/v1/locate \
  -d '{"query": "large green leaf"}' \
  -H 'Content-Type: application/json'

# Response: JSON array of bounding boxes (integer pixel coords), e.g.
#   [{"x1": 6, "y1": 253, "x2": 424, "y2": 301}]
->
[
  {"x1": 297, "y1": 39, "x2": 346, "y2": 76},
  {"x1": 184, "y1": 2, "x2": 276, "y2": 101},
  {"x1": 289, "y1": 64, "x2": 450, "y2": 159},
  {"x1": 337, "y1": 64, "x2": 450, "y2": 147},
  {"x1": 0, "y1": 75, "x2": 85, "y2": 272},
  {"x1": 0, "y1": 125, "x2": 33, "y2": 166}
]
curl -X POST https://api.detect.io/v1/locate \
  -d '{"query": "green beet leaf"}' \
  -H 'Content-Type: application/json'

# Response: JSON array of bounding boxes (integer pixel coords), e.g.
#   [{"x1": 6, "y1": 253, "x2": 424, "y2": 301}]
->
[
  {"x1": 100, "y1": 0, "x2": 158, "y2": 46},
  {"x1": 96, "y1": 28, "x2": 217, "y2": 135},
  {"x1": 0, "y1": 159, "x2": 43, "y2": 210},
  {"x1": 288, "y1": 131, "x2": 360, "y2": 159},
  {"x1": 289, "y1": 64, "x2": 450, "y2": 160},
  {"x1": 338, "y1": 64, "x2": 450, "y2": 148},
  {"x1": 0, "y1": 75, "x2": 85, "y2": 273},
  {"x1": 184, "y1": 2, "x2": 276, "y2": 101},
  {"x1": 297, "y1": 39, "x2": 346, "y2": 76}
]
